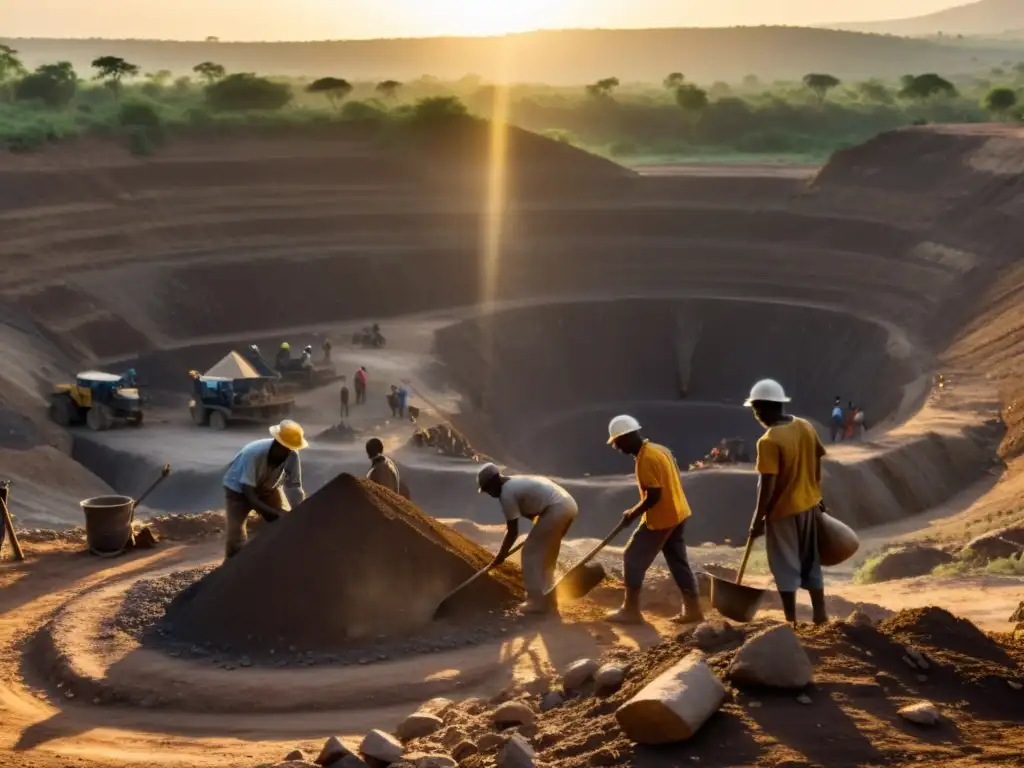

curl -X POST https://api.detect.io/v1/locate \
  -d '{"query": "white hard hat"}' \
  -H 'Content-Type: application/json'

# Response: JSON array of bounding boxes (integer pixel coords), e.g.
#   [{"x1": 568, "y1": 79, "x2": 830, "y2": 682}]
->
[
  {"x1": 607, "y1": 414, "x2": 641, "y2": 444},
  {"x1": 477, "y1": 462, "x2": 502, "y2": 492},
  {"x1": 744, "y1": 379, "x2": 791, "y2": 406}
]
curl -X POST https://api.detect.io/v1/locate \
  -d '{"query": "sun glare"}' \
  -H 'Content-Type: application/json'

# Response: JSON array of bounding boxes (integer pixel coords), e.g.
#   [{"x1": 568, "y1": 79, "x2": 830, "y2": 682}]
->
[{"x1": 413, "y1": 0, "x2": 562, "y2": 36}]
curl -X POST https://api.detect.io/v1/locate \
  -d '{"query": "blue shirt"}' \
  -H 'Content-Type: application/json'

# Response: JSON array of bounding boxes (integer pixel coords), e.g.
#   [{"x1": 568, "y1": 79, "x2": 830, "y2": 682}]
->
[
  {"x1": 831, "y1": 406, "x2": 843, "y2": 420},
  {"x1": 223, "y1": 438, "x2": 304, "y2": 500},
  {"x1": 397, "y1": 386, "x2": 409, "y2": 408}
]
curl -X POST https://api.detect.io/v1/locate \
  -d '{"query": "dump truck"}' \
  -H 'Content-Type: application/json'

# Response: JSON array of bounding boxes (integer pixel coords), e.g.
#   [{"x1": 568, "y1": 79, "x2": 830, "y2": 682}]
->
[
  {"x1": 188, "y1": 351, "x2": 294, "y2": 429},
  {"x1": 50, "y1": 371, "x2": 143, "y2": 431}
]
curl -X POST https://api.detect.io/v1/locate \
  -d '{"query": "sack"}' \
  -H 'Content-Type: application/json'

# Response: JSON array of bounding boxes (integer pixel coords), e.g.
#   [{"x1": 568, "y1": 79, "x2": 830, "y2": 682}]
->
[{"x1": 816, "y1": 504, "x2": 860, "y2": 566}]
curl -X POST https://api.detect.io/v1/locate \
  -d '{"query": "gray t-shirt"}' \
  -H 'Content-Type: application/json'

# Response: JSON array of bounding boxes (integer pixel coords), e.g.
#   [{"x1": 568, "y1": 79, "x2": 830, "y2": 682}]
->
[
  {"x1": 499, "y1": 475, "x2": 572, "y2": 522},
  {"x1": 223, "y1": 438, "x2": 303, "y2": 497}
]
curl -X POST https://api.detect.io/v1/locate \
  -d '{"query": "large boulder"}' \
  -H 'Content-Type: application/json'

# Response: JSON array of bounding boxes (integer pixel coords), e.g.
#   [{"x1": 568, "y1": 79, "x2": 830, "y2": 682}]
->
[
  {"x1": 728, "y1": 624, "x2": 813, "y2": 689},
  {"x1": 615, "y1": 652, "x2": 727, "y2": 744}
]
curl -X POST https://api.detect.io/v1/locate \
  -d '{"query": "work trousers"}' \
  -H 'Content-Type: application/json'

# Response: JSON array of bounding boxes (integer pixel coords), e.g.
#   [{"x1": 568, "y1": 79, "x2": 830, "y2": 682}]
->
[
  {"x1": 224, "y1": 487, "x2": 288, "y2": 559},
  {"x1": 355, "y1": 384, "x2": 366, "y2": 405},
  {"x1": 340, "y1": 401, "x2": 349, "y2": 418},
  {"x1": 766, "y1": 507, "x2": 824, "y2": 592},
  {"x1": 623, "y1": 519, "x2": 699, "y2": 597},
  {"x1": 522, "y1": 499, "x2": 578, "y2": 600}
]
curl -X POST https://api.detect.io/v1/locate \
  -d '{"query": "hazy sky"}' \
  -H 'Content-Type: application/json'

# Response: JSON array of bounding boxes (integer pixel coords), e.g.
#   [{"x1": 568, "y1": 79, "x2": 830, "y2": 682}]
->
[{"x1": 6, "y1": 1, "x2": 965, "y2": 40}]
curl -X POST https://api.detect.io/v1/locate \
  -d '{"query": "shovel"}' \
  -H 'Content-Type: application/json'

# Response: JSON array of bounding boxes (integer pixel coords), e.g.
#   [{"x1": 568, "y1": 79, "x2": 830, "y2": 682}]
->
[
  {"x1": 433, "y1": 537, "x2": 526, "y2": 618},
  {"x1": 709, "y1": 519, "x2": 767, "y2": 622},
  {"x1": 545, "y1": 517, "x2": 630, "y2": 602}
]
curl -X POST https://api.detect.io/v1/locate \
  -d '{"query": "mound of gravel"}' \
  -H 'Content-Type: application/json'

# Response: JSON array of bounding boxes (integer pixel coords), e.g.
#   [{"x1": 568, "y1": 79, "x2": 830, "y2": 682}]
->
[{"x1": 164, "y1": 474, "x2": 524, "y2": 652}]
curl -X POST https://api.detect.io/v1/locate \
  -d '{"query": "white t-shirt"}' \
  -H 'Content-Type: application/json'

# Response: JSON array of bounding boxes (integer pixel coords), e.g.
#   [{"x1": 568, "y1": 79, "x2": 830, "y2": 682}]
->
[{"x1": 499, "y1": 475, "x2": 572, "y2": 522}]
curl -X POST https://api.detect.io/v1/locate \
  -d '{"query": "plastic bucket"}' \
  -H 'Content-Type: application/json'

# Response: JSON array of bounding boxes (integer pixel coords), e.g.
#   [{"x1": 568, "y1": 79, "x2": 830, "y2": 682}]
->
[{"x1": 81, "y1": 495, "x2": 134, "y2": 554}]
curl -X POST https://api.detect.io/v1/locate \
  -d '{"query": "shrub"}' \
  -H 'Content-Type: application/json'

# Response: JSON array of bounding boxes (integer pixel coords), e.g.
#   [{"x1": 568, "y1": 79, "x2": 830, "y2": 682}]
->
[
  {"x1": 118, "y1": 101, "x2": 162, "y2": 129},
  {"x1": 14, "y1": 63, "x2": 77, "y2": 108},
  {"x1": 340, "y1": 99, "x2": 388, "y2": 122},
  {"x1": 205, "y1": 74, "x2": 292, "y2": 111}
]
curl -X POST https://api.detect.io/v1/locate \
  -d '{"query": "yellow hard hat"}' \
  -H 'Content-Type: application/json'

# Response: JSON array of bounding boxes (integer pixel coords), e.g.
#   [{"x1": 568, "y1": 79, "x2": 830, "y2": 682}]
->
[
  {"x1": 280, "y1": 341, "x2": 290, "y2": 350},
  {"x1": 270, "y1": 420, "x2": 308, "y2": 451}
]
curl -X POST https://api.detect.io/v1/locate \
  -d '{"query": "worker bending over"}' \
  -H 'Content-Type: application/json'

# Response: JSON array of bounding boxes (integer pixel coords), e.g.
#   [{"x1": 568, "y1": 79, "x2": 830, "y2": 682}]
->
[
  {"x1": 222, "y1": 420, "x2": 307, "y2": 559},
  {"x1": 477, "y1": 463, "x2": 578, "y2": 615},
  {"x1": 606, "y1": 415, "x2": 702, "y2": 625},
  {"x1": 745, "y1": 379, "x2": 828, "y2": 625}
]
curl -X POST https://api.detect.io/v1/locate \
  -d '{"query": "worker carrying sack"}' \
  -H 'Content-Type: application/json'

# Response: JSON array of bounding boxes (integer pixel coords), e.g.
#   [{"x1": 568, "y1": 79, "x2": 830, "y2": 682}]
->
[{"x1": 816, "y1": 502, "x2": 860, "y2": 566}]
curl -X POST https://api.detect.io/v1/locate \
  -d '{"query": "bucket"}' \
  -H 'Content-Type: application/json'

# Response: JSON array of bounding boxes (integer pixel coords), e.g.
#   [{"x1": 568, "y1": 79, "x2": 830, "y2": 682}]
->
[
  {"x1": 81, "y1": 495, "x2": 134, "y2": 555},
  {"x1": 710, "y1": 575, "x2": 766, "y2": 623}
]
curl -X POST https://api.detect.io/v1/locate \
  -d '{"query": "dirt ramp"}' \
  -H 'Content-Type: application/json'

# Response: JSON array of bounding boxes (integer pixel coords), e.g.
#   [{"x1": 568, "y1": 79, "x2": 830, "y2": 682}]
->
[{"x1": 166, "y1": 474, "x2": 523, "y2": 651}]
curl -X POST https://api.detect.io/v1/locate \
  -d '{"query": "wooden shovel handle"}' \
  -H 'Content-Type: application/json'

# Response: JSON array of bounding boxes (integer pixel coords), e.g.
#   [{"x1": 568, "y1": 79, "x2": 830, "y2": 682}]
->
[{"x1": 735, "y1": 533, "x2": 755, "y2": 586}]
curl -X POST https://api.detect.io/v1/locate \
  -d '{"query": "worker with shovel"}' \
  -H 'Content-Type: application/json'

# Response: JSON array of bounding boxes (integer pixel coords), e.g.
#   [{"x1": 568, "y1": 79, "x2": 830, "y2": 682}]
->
[
  {"x1": 477, "y1": 463, "x2": 578, "y2": 615},
  {"x1": 744, "y1": 379, "x2": 829, "y2": 625},
  {"x1": 222, "y1": 420, "x2": 308, "y2": 559},
  {"x1": 606, "y1": 415, "x2": 703, "y2": 625}
]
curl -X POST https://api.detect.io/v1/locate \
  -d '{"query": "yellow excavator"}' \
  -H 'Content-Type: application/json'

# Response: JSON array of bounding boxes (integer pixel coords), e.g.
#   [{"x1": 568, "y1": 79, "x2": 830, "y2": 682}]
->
[{"x1": 50, "y1": 371, "x2": 143, "y2": 431}]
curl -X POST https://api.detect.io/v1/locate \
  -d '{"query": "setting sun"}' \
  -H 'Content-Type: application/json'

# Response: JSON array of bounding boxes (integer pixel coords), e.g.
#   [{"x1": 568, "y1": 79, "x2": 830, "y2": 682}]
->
[{"x1": 403, "y1": 0, "x2": 584, "y2": 36}]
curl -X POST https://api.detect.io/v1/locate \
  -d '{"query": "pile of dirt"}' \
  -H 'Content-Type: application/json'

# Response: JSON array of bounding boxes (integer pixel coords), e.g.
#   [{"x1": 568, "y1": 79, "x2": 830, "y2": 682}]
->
[
  {"x1": 408, "y1": 423, "x2": 491, "y2": 462},
  {"x1": 164, "y1": 475, "x2": 523, "y2": 652},
  {"x1": 390, "y1": 608, "x2": 1022, "y2": 768},
  {"x1": 314, "y1": 422, "x2": 362, "y2": 443}
]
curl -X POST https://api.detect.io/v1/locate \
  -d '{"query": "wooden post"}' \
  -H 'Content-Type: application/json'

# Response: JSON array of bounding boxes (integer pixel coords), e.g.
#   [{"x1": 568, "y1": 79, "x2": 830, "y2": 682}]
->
[{"x1": 0, "y1": 481, "x2": 25, "y2": 562}]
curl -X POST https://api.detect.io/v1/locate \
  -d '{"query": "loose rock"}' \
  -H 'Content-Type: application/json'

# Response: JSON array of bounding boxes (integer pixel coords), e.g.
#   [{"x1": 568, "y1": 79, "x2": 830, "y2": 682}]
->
[
  {"x1": 728, "y1": 624, "x2": 813, "y2": 689},
  {"x1": 285, "y1": 750, "x2": 306, "y2": 763},
  {"x1": 497, "y1": 734, "x2": 535, "y2": 768},
  {"x1": 317, "y1": 736, "x2": 352, "y2": 766},
  {"x1": 539, "y1": 691, "x2": 565, "y2": 712},
  {"x1": 397, "y1": 712, "x2": 444, "y2": 741},
  {"x1": 594, "y1": 664, "x2": 625, "y2": 694},
  {"x1": 476, "y1": 734, "x2": 506, "y2": 753},
  {"x1": 692, "y1": 620, "x2": 743, "y2": 652},
  {"x1": 439, "y1": 728, "x2": 468, "y2": 749},
  {"x1": 420, "y1": 697, "x2": 455, "y2": 715},
  {"x1": 562, "y1": 658, "x2": 600, "y2": 690},
  {"x1": 795, "y1": 693, "x2": 812, "y2": 705},
  {"x1": 451, "y1": 741, "x2": 479, "y2": 762},
  {"x1": 492, "y1": 700, "x2": 535, "y2": 728},
  {"x1": 845, "y1": 610, "x2": 874, "y2": 627},
  {"x1": 416, "y1": 755, "x2": 456, "y2": 768},
  {"x1": 899, "y1": 701, "x2": 941, "y2": 726},
  {"x1": 360, "y1": 730, "x2": 404, "y2": 764},
  {"x1": 616, "y1": 652, "x2": 727, "y2": 744}
]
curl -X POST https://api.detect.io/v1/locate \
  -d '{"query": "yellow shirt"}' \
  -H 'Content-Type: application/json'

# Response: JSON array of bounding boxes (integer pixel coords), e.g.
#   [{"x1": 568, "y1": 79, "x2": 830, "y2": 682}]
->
[
  {"x1": 635, "y1": 441, "x2": 692, "y2": 530},
  {"x1": 755, "y1": 417, "x2": 826, "y2": 519}
]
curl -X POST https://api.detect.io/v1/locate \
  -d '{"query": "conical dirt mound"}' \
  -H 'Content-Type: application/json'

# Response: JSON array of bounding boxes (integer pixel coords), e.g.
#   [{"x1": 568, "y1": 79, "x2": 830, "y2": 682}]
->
[{"x1": 166, "y1": 474, "x2": 523, "y2": 651}]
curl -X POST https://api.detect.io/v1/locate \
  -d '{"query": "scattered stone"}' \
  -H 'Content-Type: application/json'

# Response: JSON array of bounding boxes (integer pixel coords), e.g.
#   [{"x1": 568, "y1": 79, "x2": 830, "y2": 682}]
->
[
  {"x1": 594, "y1": 664, "x2": 625, "y2": 694},
  {"x1": 728, "y1": 624, "x2": 813, "y2": 689},
  {"x1": 415, "y1": 755, "x2": 456, "y2": 768},
  {"x1": 496, "y1": 734, "x2": 535, "y2": 768},
  {"x1": 491, "y1": 700, "x2": 535, "y2": 728},
  {"x1": 692, "y1": 620, "x2": 743, "y2": 652},
  {"x1": 539, "y1": 691, "x2": 565, "y2": 712},
  {"x1": 1007, "y1": 680, "x2": 1022, "y2": 691},
  {"x1": 451, "y1": 741, "x2": 479, "y2": 763},
  {"x1": 899, "y1": 701, "x2": 941, "y2": 726},
  {"x1": 397, "y1": 712, "x2": 444, "y2": 741},
  {"x1": 439, "y1": 728, "x2": 468, "y2": 749},
  {"x1": 359, "y1": 730, "x2": 404, "y2": 764},
  {"x1": 904, "y1": 647, "x2": 930, "y2": 670},
  {"x1": 420, "y1": 697, "x2": 455, "y2": 715},
  {"x1": 615, "y1": 652, "x2": 727, "y2": 744},
  {"x1": 285, "y1": 750, "x2": 306, "y2": 762},
  {"x1": 845, "y1": 610, "x2": 874, "y2": 627},
  {"x1": 476, "y1": 734, "x2": 506, "y2": 753},
  {"x1": 339, "y1": 756, "x2": 369, "y2": 768},
  {"x1": 317, "y1": 736, "x2": 353, "y2": 766},
  {"x1": 562, "y1": 658, "x2": 600, "y2": 690},
  {"x1": 795, "y1": 694, "x2": 812, "y2": 705}
]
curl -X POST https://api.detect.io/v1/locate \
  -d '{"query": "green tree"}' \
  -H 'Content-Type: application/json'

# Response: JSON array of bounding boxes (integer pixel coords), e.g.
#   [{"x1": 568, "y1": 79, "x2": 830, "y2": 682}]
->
[
  {"x1": 675, "y1": 83, "x2": 709, "y2": 118},
  {"x1": 193, "y1": 61, "x2": 226, "y2": 85},
  {"x1": 663, "y1": 72, "x2": 684, "y2": 90},
  {"x1": 204, "y1": 73, "x2": 292, "y2": 111},
  {"x1": 899, "y1": 73, "x2": 957, "y2": 100},
  {"x1": 982, "y1": 87, "x2": 1018, "y2": 119},
  {"x1": 306, "y1": 77, "x2": 353, "y2": 110},
  {"x1": 802, "y1": 73, "x2": 841, "y2": 104},
  {"x1": 375, "y1": 79, "x2": 402, "y2": 100},
  {"x1": 146, "y1": 69, "x2": 173, "y2": 86},
  {"x1": 586, "y1": 77, "x2": 619, "y2": 99},
  {"x1": 14, "y1": 61, "x2": 78, "y2": 107},
  {"x1": 91, "y1": 56, "x2": 140, "y2": 100},
  {"x1": 0, "y1": 44, "x2": 26, "y2": 86},
  {"x1": 855, "y1": 79, "x2": 894, "y2": 105}
]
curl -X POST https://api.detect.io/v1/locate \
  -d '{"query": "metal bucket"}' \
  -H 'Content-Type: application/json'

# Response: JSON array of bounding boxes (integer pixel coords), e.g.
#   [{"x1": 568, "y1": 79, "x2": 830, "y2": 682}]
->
[
  {"x1": 710, "y1": 575, "x2": 767, "y2": 623},
  {"x1": 81, "y1": 495, "x2": 134, "y2": 555}
]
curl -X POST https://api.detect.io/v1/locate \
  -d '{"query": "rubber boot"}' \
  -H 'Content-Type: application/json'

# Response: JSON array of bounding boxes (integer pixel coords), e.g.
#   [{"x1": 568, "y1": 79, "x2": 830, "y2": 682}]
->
[
  {"x1": 606, "y1": 586, "x2": 644, "y2": 624},
  {"x1": 779, "y1": 590, "x2": 798, "y2": 624},
  {"x1": 810, "y1": 588, "x2": 829, "y2": 625},
  {"x1": 671, "y1": 593, "x2": 705, "y2": 625}
]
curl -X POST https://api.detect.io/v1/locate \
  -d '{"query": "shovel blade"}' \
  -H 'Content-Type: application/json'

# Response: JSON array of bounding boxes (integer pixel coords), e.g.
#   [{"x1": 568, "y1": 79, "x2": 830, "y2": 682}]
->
[{"x1": 552, "y1": 561, "x2": 606, "y2": 602}]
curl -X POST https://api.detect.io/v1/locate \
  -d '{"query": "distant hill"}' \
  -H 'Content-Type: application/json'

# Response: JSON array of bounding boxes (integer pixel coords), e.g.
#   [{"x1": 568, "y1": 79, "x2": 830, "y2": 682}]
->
[
  {"x1": 828, "y1": 0, "x2": 1024, "y2": 37},
  {"x1": 5, "y1": 26, "x2": 1024, "y2": 85}
]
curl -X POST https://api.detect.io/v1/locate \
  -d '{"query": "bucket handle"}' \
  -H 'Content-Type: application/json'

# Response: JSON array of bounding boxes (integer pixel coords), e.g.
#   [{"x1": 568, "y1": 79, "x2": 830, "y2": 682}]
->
[{"x1": 89, "y1": 464, "x2": 171, "y2": 558}]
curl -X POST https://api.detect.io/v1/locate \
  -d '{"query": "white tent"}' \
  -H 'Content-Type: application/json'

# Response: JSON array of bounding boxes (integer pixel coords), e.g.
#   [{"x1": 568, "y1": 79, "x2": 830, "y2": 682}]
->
[{"x1": 204, "y1": 351, "x2": 262, "y2": 380}]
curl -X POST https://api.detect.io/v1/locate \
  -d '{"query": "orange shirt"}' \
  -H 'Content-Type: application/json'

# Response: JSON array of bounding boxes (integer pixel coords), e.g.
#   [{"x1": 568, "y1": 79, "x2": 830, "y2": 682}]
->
[
  {"x1": 635, "y1": 441, "x2": 692, "y2": 530},
  {"x1": 755, "y1": 417, "x2": 826, "y2": 519}
]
